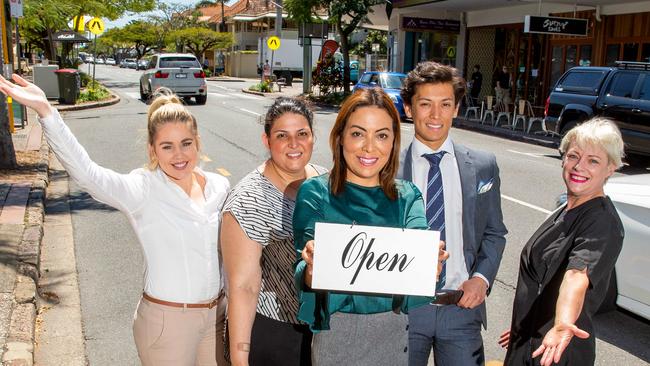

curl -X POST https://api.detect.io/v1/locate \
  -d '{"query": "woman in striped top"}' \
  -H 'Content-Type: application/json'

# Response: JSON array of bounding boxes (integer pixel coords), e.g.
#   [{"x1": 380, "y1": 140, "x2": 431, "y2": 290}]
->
[{"x1": 221, "y1": 97, "x2": 325, "y2": 366}]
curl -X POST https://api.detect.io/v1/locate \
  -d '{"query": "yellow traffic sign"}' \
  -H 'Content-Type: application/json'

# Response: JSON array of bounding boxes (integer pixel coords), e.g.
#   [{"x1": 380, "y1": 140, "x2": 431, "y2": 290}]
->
[
  {"x1": 267, "y1": 36, "x2": 281, "y2": 51},
  {"x1": 87, "y1": 17, "x2": 105, "y2": 35},
  {"x1": 446, "y1": 46, "x2": 456, "y2": 58},
  {"x1": 73, "y1": 16, "x2": 85, "y2": 32}
]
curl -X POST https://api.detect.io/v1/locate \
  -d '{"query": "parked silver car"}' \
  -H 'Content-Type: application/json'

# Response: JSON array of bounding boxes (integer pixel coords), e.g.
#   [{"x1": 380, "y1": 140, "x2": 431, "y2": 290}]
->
[{"x1": 139, "y1": 53, "x2": 207, "y2": 104}]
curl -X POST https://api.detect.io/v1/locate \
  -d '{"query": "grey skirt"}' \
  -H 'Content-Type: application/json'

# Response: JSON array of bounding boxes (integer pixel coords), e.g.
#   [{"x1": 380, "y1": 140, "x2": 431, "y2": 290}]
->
[{"x1": 311, "y1": 311, "x2": 408, "y2": 366}]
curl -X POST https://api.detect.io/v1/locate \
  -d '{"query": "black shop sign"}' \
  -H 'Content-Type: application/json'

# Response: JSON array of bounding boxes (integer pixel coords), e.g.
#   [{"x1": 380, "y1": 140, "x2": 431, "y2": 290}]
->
[
  {"x1": 524, "y1": 15, "x2": 588, "y2": 36},
  {"x1": 402, "y1": 17, "x2": 460, "y2": 33}
]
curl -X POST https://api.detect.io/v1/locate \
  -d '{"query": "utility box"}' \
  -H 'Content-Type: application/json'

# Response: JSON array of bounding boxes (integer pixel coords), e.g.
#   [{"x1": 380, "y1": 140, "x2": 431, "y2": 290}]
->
[
  {"x1": 54, "y1": 69, "x2": 80, "y2": 105},
  {"x1": 33, "y1": 64, "x2": 60, "y2": 99}
]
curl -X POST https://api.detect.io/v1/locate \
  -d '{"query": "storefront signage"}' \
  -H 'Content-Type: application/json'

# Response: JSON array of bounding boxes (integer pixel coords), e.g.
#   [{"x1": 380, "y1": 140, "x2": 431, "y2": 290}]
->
[
  {"x1": 402, "y1": 17, "x2": 460, "y2": 33},
  {"x1": 311, "y1": 223, "x2": 439, "y2": 296},
  {"x1": 393, "y1": 0, "x2": 446, "y2": 8},
  {"x1": 524, "y1": 15, "x2": 588, "y2": 36}
]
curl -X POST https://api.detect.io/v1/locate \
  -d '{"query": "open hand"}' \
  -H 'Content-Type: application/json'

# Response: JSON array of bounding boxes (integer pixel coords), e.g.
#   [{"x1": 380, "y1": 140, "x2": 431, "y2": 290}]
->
[
  {"x1": 532, "y1": 323, "x2": 589, "y2": 366},
  {"x1": 0, "y1": 74, "x2": 52, "y2": 118}
]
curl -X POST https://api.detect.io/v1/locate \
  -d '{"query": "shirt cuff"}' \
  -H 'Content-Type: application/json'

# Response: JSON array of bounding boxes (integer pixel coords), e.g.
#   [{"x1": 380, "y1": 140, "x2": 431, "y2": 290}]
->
[{"x1": 472, "y1": 273, "x2": 490, "y2": 290}]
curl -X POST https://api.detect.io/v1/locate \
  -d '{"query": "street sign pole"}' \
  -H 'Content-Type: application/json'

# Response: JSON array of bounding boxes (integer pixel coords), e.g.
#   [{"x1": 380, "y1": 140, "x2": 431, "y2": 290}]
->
[{"x1": 92, "y1": 34, "x2": 97, "y2": 84}]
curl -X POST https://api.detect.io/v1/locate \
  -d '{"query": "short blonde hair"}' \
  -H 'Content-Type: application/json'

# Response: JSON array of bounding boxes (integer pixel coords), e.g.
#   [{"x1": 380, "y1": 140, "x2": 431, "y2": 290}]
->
[
  {"x1": 146, "y1": 88, "x2": 199, "y2": 170},
  {"x1": 559, "y1": 117, "x2": 625, "y2": 168}
]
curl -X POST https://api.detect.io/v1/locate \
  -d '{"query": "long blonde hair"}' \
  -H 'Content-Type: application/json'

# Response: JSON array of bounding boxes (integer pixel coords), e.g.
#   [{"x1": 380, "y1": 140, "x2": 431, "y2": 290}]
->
[{"x1": 146, "y1": 88, "x2": 199, "y2": 170}]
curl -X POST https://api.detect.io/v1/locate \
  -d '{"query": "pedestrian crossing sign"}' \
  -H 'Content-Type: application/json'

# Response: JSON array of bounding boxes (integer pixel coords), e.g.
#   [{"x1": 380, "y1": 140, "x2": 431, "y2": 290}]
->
[
  {"x1": 267, "y1": 36, "x2": 281, "y2": 51},
  {"x1": 87, "y1": 17, "x2": 105, "y2": 35}
]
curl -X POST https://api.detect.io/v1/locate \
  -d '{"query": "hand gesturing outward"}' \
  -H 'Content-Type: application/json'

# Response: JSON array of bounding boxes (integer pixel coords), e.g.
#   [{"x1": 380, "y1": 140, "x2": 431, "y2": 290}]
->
[
  {"x1": 0, "y1": 74, "x2": 52, "y2": 119},
  {"x1": 532, "y1": 323, "x2": 589, "y2": 366}
]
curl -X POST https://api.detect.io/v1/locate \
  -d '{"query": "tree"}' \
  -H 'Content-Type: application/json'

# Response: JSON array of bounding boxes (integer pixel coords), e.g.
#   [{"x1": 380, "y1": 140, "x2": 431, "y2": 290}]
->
[
  {"x1": 167, "y1": 28, "x2": 233, "y2": 60},
  {"x1": 285, "y1": 0, "x2": 379, "y2": 93},
  {"x1": 351, "y1": 30, "x2": 387, "y2": 57},
  {"x1": 113, "y1": 21, "x2": 161, "y2": 59},
  {"x1": 148, "y1": 3, "x2": 203, "y2": 52}
]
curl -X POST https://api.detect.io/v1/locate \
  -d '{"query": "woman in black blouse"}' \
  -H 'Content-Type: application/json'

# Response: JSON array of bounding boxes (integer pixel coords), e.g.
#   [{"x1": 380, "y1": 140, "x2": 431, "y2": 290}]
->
[{"x1": 500, "y1": 117, "x2": 625, "y2": 366}]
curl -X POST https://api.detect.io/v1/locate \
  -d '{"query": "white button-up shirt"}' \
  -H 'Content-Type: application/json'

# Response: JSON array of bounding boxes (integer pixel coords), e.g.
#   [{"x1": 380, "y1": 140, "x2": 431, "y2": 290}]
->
[{"x1": 41, "y1": 110, "x2": 230, "y2": 303}]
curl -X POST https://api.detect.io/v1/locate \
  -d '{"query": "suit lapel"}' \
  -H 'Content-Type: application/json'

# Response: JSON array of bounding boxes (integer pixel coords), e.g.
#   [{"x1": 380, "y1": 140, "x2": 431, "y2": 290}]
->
[
  {"x1": 402, "y1": 142, "x2": 414, "y2": 182},
  {"x1": 454, "y1": 144, "x2": 477, "y2": 265}
]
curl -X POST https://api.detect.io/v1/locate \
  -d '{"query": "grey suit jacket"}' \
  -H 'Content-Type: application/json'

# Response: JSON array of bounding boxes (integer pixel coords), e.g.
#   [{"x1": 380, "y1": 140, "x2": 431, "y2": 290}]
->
[{"x1": 398, "y1": 141, "x2": 507, "y2": 328}]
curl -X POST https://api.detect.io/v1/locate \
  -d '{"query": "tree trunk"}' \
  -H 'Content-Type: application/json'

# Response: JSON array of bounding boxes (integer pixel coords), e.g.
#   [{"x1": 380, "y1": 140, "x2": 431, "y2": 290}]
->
[
  {"x1": 339, "y1": 27, "x2": 351, "y2": 94},
  {"x1": 0, "y1": 47, "x2": 16, "y2": 168}
]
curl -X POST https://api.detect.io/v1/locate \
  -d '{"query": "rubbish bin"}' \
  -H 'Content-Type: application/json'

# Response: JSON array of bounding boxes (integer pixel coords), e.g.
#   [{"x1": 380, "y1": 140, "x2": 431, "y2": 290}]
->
[{"x1": 54, "y1": 69, "x2": 80, "y2": 104}]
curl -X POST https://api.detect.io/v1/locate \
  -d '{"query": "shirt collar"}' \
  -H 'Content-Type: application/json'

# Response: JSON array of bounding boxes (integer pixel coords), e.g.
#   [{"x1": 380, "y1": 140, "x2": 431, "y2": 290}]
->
[{"x1": 411, "y1": 135, "x2": 455, "y2": 159}]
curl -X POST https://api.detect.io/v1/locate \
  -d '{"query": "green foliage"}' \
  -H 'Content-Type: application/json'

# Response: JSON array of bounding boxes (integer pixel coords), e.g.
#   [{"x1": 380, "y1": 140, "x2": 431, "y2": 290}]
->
[
  {"x1": 249, "y1": 82, "x2": 272, "y2": 93},
  {"x1": 312, "y1": 54, "x2": 343, "y2": 95},
  {"x1": 167, "y1": 28, "x2": 234, "y2": 59},
  {"x1": 79, "y1": 72, "x2": 91, "y2": 87},
  {"x1": 307, "y1": 91, "x2": 347, "y2": 106},
  {"x1": 78, "y1": 80, "x2": 110, "y2": 103},
  {"x1": 351, "y1": 30, "x2": 387, "y2": 56},
  {"x1": 284, "y1": 0, "x2": 378, "y2": 93},
  {"x1": 111, "y1": 21, "x2": 161, "y2": 59}
]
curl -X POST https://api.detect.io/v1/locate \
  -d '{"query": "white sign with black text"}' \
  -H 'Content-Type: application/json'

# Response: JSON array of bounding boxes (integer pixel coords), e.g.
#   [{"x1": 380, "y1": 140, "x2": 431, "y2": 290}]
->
[{"x1": 312, "y1": 222, "x2": 439, "y2": 297}]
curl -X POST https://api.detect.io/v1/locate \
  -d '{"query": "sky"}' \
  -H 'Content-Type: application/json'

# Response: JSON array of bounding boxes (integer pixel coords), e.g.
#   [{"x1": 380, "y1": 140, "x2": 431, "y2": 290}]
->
[{"x1": 105, "y1": 0, "x2": 237, "y2": 30}]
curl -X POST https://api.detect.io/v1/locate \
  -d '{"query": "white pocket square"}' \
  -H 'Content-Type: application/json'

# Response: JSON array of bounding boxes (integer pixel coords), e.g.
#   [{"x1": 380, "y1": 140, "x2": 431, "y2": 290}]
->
[{"x1": 477, "y1": 179, "x2": 494, "y2": 194}]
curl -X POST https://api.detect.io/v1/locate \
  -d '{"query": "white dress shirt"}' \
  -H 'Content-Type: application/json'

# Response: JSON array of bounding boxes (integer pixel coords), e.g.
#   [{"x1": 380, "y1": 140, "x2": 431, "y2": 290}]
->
[
  {"x1": 411, "y1": 137, "x2": 488, "y2": 290},
  {"x1": 40, "y1": 110, "x2": 230, "y2": 303}
]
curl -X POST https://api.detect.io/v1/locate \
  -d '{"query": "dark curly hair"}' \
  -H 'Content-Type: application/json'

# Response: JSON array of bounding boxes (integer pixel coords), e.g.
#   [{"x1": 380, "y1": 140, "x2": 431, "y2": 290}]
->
[{"x1": 400, "y1": 61, "x2": 466, "y2": 107}]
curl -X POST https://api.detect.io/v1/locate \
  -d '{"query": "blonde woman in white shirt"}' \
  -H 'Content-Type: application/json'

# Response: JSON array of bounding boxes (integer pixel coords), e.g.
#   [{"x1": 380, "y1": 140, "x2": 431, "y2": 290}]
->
[{"x1": 0, "y1": 75, "x2": 230, "y2": 366}]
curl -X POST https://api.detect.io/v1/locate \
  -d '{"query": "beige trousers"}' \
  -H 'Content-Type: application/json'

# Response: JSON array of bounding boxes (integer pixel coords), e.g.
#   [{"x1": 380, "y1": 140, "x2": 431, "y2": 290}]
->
[{"x1": 133, "y1": 296, "x2": 229, "y2": 366}]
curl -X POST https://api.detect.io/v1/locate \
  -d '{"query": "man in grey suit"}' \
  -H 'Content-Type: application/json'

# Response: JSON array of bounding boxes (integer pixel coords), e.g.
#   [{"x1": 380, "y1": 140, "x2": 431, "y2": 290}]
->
[{"x1": 398, "y1": 61, "x2": 507, "y2": 366}]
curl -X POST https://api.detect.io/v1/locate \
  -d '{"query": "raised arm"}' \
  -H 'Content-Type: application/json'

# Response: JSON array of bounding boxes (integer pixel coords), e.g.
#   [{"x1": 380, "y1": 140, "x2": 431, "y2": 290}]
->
[
  {"x1": 532, "y1": 269, "x2": 590, "y2": 366},
  {"x1": 0, "y1": 74, "x2": 147, "y2": 213},
  {"x1": 220, "y1": 212, "x2": 263, "y2": 366}
]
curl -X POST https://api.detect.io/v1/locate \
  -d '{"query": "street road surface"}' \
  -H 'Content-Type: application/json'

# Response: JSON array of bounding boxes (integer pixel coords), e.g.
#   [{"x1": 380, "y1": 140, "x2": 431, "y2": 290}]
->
[{"x1": 55, "y1": 64, "x2": 650, "y2": 365}]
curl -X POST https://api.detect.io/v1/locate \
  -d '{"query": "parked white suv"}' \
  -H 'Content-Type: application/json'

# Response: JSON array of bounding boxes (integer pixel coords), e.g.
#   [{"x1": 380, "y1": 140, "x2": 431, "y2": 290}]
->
[{"x1": 139, "y1": 53, "x2": 207, "y2": 104}]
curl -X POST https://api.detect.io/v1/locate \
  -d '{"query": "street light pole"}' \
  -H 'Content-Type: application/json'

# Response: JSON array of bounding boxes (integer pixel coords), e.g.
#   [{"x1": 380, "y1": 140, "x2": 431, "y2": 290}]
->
[{"x1": 220, "y1": 0, "x2": 226, "y2": 32}]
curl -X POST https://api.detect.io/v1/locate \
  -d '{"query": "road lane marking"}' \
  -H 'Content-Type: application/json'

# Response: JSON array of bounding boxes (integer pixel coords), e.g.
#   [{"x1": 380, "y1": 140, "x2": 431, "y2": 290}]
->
[
  {"x1": 239, "y1": 108, "x2": 261, "y2": 116},
  {"x1": 507, "y1": 149, "x2": 545, "y2": 158},
  {"x1": 236, "y1": 93, "x2": 264, "y2": 100},
  {"x1": 501, "y1": 194, "x2": 551, "y2": 215},
  {"x1": 125, "y1": 92, "x2": 141, "y2": 100},
  {"x1": 217, "y1": 168, "x2": 231, "y2": 177},
  {"x1": 209, "y1": 92, "x2": 231, "y2": 98}
]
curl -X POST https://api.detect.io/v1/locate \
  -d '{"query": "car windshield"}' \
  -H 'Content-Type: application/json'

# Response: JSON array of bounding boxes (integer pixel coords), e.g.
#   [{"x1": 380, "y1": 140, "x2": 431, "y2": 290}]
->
[
  {"x1": 160, "y1": 57, "x2": 200, "y2": 68},
  {"x1": 381, "y1": 74, "x2": 405, "y2": 89}
]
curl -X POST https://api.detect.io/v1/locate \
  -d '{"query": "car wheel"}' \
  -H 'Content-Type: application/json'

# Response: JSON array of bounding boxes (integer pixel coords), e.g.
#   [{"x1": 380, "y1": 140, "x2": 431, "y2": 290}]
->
[
  {"x1": 560, "y1": 120, "x2": 579, "y2": 136},
  {"x1": 195, "y1": 95, "x2": 207, "y2": 105},
  {"x1": 139, "y1": 82, "x2": 149, "y2": 101}
]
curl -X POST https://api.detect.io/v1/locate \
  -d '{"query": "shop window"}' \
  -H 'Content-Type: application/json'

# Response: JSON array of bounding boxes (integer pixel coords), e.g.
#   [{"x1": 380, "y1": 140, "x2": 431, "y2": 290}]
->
[
  {"x1": 565, "y1": 45, "x2": 577, "y2": 71},
  {"x1": 607, "y1": 72, "x2": 638, "y2": 98},
  {"x1": 579, "y1": 45, "x2": 592, "y2": 67},
  {"x1": 622, "y1": 43, "x2": 639, "y2": 62},
  {"x1": 550, "y1": 46, "x2": 563, "y2": 88},
  {"x1": 606, "y1": 44, "x2": 620, "y2": 66},
  {"x1": 642, "y1": 44, "x2": 650, "y2": 63}
]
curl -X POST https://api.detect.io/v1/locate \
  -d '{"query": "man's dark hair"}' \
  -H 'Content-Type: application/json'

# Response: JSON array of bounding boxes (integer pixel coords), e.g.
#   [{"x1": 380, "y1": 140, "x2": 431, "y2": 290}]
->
[
  {"x1": 401, "y1": 61, "x2": 466, "y2": 106},
  {"x1": 474, "y1": 64, "x2": 480, "y2": 70}
]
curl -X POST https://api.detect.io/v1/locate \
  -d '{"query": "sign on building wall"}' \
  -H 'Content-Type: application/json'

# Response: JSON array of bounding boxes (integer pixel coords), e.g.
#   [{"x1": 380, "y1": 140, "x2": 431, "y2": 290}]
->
[
  {"x1": 402, "y1": 17, "x2": 460, "y2": 33},
  {"x1": 524, "y1": 15, "x2": 588, "y2": 36}
]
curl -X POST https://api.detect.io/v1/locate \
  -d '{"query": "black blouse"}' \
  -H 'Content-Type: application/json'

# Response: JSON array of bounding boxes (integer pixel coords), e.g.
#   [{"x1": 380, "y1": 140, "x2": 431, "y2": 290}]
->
[{"x1": 505, "y1": 196, "x2": 624, "y2": 366}]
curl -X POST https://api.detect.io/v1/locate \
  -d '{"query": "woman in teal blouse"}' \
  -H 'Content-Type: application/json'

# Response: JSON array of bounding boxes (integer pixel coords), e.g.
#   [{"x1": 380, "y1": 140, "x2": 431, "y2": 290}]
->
[{"x1": 293, "y1": 88, "x2": 447, "y2": 366}]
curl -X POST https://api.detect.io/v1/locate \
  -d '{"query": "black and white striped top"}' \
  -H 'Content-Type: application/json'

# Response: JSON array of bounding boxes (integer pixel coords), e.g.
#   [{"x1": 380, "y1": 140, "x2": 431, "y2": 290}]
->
[{"x1": 223, "y1": 166, "x2": 325, "y2": 323}]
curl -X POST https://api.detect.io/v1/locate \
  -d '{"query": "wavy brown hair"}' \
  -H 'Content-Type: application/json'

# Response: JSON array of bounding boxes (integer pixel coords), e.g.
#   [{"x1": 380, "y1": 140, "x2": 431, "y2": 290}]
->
[{"x1": 329, "y1": 87, "x2": 401, "y2": 200}]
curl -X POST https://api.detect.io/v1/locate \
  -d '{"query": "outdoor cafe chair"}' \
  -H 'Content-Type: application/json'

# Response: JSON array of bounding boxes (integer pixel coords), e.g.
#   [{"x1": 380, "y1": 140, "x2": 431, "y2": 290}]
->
[
  {"x1": 463, "y1": 94, "x2": 481, "y2": 120},
  {"x1": 481, "y1": 95, "x2": 495, "y2": 125}
]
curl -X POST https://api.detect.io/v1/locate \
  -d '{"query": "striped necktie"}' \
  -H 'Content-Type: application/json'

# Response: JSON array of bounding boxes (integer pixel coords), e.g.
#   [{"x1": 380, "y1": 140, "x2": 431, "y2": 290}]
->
[{"x1": 423, "y1": 151, "x2": 446, "y2": 289}]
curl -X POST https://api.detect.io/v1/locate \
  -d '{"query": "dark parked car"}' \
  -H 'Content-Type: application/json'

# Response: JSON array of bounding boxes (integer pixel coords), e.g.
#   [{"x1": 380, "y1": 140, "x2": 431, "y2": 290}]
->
[
  {"x1": 354, "y1": 71, "x2": 408, "y2": 121},
  {"x1": 545, "y1": 61, "x2": 650, "y2": 158}
]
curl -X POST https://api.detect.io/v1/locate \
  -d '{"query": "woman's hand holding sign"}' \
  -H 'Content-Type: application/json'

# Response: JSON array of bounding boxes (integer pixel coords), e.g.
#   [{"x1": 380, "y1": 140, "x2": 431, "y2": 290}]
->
[
  {"x1": 302, "y1": 239, "x2": 449, "y2": 289},
  {"x1": 437, "y1": 241, "x2": 449, "y2": 278},
  {"x1": 302, "y1": 240, "x2": 315, "y2": 287}
]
